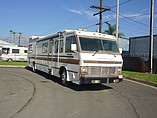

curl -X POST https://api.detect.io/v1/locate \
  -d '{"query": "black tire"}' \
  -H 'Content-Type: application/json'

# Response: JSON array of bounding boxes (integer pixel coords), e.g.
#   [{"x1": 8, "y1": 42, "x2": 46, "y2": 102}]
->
[
  {"x1": 7, "y1": 58, "x2": 13, "y2": 62},
  {"x1": 32, "y1": 62, "x2": 36, "y2": 72},
  {"x1": 60, "y1": 69, "x2": 68, "y2": 86}
]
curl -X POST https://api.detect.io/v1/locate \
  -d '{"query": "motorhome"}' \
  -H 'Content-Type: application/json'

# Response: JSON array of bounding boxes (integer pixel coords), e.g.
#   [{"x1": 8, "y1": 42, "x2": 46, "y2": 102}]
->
[
  {"x1": 0, "y1": 46, "x2": 27, "y2": 61},
  {"x1": 28, "y1": 30, "x2": 123, "y2": 85}
]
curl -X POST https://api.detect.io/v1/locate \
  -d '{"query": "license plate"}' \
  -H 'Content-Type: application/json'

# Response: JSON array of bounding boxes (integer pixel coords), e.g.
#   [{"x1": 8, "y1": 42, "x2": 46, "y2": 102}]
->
[{"x1": 91, "y1": 80, "x2": 100, "y2": 84}]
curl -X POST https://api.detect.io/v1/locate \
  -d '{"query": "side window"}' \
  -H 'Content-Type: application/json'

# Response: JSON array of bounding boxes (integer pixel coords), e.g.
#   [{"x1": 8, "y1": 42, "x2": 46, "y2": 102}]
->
[
  {"x1": 2, "y1": 48, "x2": 10, "y2": 54},
  {"x1": 65, "y1": 36, "x2": 77, "y2": 52},
  {"x1": 28, "y1": 44, "x2": 33, "y2": 53},
  {"x1": 24, "y1": 50, "x2": 27, "y2": 53},
  {"x1": 42, "y1": 43, "x2": 48, "y2": 53},
  {"x1": 49, "y1": 39, "x2": 53, "y2": 53},
  {"x1": 60, "y1": 40, "x2": 63, "y2": 53},
  {"x1": 55, "y1": 40, "x2": 63, "y2": 53},
  {"x1": 12, "y1": 49, "x2": 19, "y2": 53},
  {"x1": 55, "y1": 41, "x2": 59, "y2": 53}
]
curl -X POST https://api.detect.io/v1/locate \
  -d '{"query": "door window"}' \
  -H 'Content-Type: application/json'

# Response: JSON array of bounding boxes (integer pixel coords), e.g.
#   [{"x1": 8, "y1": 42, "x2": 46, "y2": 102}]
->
[{"x1": 65, "y1": 36, "x2": 77, "y2": 52}]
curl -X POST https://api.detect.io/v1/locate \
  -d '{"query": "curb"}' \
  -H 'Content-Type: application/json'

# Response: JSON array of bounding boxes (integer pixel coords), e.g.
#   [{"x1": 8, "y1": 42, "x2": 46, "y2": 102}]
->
[
  {"x1": 124, "y1": 76, "x2": 157, "y2": 88},
  {"x1": 0, "y1": 65, "x2": 26, "y2": 68}
]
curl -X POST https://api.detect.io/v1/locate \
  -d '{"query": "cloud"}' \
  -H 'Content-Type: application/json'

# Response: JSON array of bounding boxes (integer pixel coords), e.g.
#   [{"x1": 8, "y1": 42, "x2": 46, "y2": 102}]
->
[
  {"x1": 122, "y1": 13, "x2": 150, "y2": 20},
  {"x1": 66, "y1": 8, "x2": 99, "y2": 19},
  {"x1": 67, "y1": 9, "x2": 83, "y2": 15},
  {"x1": 141, "y1": 8, "x2": 149, "y2": 12},
  {"x1": 83, "y1": 10, "x2": 101, "y2": 20},
  {"x1": 66, "y1": 8, "x2": 122, "y2": 21}
]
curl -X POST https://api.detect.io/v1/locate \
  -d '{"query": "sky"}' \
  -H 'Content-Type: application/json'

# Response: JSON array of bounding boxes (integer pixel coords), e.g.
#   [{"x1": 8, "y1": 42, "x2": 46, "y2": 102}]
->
[{"x1": 0, "y1": 0, "x2": 157, "y2": 42}]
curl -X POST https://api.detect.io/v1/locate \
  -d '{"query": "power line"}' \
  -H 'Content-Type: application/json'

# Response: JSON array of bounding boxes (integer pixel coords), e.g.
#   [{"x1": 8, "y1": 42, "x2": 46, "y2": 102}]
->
[
  {"x1": 120, "y1": 11, "x2": 157, "y2": 19},
  {"x1": 41, "y1": 0, "x2": 156, "y2": 36},
  {"x1": 83, "y1": 24, "x2": 97, "y2": 29},
  {"x1": 83, "y1": 11, "x2": 156, "y2": 30},
  {"x1": 110, "y1": 10, "x2": 157, "y2": 28},
  {"x1": 109, "y1": 0, "x2": 133, "y2": 9},
  {"x1": 84, "y1": 0, "x2": 149, "y2": 31},
  {"x1": 103, "y1": 0, "x2": 114, "y2": 6},
  {"x1": 120, "y1": 23, "x2": 149, "y2": 34},
  {"x1": 83, "y1": 11, "x2": 157, "y2": 35}
]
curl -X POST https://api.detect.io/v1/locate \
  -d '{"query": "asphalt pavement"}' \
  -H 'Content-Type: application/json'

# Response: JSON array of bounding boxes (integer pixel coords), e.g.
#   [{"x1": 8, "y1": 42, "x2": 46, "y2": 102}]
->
[{"x1": 0, "y1": 67, "x2": 157, "y2": 118}]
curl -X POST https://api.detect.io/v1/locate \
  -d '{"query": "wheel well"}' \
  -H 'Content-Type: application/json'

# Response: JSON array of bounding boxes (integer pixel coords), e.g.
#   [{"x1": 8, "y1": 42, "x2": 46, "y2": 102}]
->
[
  {"x1": 7, "y1": 58, "x2": 13, "y2": 61},
  {"x1": 59, "y1": 66, "x2": 67, "y2": 75},
  {"x1": 32, "y1": 61, "x2": 35, "y2": 67}
]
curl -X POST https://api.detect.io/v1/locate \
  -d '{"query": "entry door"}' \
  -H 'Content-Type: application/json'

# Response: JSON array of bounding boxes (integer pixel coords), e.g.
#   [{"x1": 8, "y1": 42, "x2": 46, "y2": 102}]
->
[{"x1": 48, "y1": 39, "x2": 54, "y2": 72}]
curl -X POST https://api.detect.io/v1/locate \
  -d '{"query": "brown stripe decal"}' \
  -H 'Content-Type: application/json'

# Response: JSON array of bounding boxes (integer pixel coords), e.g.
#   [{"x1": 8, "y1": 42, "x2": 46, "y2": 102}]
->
[{"x1": 29, "y1": 56, "x2": 79, "y2": 65}]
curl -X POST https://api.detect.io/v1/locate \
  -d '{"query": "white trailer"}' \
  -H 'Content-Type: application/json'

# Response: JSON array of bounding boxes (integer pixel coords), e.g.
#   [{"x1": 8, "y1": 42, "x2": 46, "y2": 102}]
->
[
  {"x1": 28, "y1": 30, "x2": 123, "y2": 85},
  {"x1": 0, "y1": 46, "x2": 27, "y2": 61}
]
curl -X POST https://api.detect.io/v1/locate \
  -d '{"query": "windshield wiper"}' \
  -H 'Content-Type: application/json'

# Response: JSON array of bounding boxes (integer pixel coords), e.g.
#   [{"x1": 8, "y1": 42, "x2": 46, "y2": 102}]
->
[
  {"x1": 92, "y1": 49, "x2": 116, "y2": 57},
  {"x1": 92, "y1": 50, "x2": 99, "y2": 56},
  {"x1": 105, "y1": 49, "x2": 116, "y2": 57}
]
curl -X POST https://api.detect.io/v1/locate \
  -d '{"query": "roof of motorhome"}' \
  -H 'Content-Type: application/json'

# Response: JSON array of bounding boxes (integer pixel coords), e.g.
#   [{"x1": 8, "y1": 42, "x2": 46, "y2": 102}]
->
[
  {"x1": 29, "y1": 36, "x2": 45, "y2": 40},
  {"x1": 29, "y1": 30, "x2": 117, "y2": 40},
  {"x1": 78, "y1": 30, "x2": 116, "y2": 39},
  {"x1": 1, "y1": 45, "x2": 28, "y2": 49}
]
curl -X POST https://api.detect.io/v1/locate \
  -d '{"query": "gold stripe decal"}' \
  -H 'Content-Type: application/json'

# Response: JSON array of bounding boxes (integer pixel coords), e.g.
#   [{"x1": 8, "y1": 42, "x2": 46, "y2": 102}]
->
[{"x1": 83, "y1": 60, "x2": 122, "y2": 64}]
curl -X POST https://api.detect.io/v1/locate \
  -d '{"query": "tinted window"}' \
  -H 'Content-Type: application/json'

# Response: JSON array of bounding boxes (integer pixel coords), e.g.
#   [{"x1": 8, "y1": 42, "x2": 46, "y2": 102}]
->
[
  {"x1": 2, "y1": 48, "x2": 10, "y2": 54},
  {"x1": 42, "y1": 43, "x2": 48, "y2": 53},
  {"x1": 29, "y1": 44, "x2": 33, "y2": 53},
  {"x1": 79, "y1": 37, "x2": 119, "y2": 53},
  {"x1": 12, "y1": 49, "x2": 19, "y2": 53},
  {"x1": 24, "y1": 50, "x2": 27, "y2": 53},
  {"x1": 55, "y1": 40, "x2": 63, "y2": 53}
]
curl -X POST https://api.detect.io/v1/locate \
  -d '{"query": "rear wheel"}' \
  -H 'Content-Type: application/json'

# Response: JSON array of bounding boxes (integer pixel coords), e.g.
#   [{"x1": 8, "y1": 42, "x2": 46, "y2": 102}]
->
[
  {"x1": 7, "y1": 58, "x2": 13, "y2": 62},
  {"x1": 32, "y1": 62, "x2": 36, "y2": 72}
]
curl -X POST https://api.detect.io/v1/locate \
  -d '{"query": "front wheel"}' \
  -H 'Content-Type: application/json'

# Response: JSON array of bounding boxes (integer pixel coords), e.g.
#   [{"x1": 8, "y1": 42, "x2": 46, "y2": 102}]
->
[{"x1": 60, "y1": 70, "x2": 68, "y2": 86}]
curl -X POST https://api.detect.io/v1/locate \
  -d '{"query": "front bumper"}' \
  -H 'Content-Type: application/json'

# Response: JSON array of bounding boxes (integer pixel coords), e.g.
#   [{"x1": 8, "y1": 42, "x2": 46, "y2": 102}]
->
[{"x1": 81, "y1": 76, "x2": 123, "y2": 84}]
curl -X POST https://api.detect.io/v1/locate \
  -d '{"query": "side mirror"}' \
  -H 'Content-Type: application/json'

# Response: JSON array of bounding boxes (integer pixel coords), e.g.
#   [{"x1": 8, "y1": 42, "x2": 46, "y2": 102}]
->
[
  {"x1": 119, "y1": 48, "x2": 122, "y2": 54},
  {"x1": 71, "y1": 44, "x2": 77, "y2": 51}
]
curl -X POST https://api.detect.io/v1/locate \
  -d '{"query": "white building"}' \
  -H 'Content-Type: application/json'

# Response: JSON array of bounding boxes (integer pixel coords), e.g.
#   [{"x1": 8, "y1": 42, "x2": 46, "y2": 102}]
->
[
  {"x1": 0, "y1": 40, "x2": 13, "y2": 47},
  {"x1": 118, "y1": 38, "x2": 129, "y2": 51}
]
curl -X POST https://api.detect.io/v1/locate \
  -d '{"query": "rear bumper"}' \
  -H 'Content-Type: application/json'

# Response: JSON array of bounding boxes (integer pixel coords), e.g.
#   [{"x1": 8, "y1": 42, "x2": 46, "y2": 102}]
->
[{"x1": 81, "y1": 76, "x2": 123, "y2": 84}]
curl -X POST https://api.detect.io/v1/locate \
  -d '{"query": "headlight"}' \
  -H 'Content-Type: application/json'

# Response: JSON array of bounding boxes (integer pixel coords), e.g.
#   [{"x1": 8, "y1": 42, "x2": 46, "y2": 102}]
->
[
  {"x1": 117, "y1": 67, "x2": 122, "y2": 74},
  {"x1": 81, "y1": 66, "x2": 89, "y2": 75}
]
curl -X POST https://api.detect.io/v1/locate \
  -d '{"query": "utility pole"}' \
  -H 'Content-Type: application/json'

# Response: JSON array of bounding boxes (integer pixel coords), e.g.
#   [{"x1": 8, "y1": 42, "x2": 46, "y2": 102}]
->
[
  {"x1": 9, "y1": 30, "x2": 13, "y2": 43},
  {"x1": 12, "y1": 32, "x2": 16, "y2": 45},
  {"x1": 149, "y1": 0, "x2": 154, "y2": 74},
  {"x1": 116, "y1": 0, "x2": 119, "y2": 41},
  {"x1": 18, "y1": 32, "x2": 22, "y2": 47},
  {"x1": 90, "y1": 0, "x2": 110, "y2": 33}
]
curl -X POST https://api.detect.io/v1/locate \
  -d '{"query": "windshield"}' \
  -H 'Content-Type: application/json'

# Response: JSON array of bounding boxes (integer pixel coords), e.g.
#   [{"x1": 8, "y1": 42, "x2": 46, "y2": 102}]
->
[{"x1": 79, "y1": 37, "x2": 119, "y2": 53}]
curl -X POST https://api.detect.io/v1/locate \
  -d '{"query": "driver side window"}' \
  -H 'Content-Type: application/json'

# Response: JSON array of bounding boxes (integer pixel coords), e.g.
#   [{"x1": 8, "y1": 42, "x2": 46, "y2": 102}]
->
[{"x1": 65, "y1": 36, "x2": 77, "y2": 52}]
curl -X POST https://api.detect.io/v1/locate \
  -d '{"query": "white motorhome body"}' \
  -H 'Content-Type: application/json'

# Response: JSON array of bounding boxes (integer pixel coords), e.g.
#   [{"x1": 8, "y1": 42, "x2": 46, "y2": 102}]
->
[
  {"x1": 28, "y1": 30, "x2": 123, "y2": 85},
  {"x1": 0, "y1": 46, "x2": 27, "y2": 61}
]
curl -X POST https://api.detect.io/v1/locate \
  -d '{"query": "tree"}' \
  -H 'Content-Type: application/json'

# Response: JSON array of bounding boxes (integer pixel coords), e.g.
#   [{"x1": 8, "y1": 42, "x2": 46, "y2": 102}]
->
[
  {"x1": 12, "y1": 32, "x2": 16, "y2": 44},
  {"x1": 9, "y1": 30, "x2": 13, "y2": 43},
  {"x1": 104, "y1": 24, "x2": 125, "y2": 38},
  {"x1": 9, "y1": 30, "x2": 13, "y2": 34}
]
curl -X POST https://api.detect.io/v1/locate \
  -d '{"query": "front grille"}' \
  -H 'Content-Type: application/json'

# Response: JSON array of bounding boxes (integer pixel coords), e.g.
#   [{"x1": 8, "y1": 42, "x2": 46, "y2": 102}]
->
[{"x1": 90, "y1": 67, "x2": 117, "y2": 76}]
